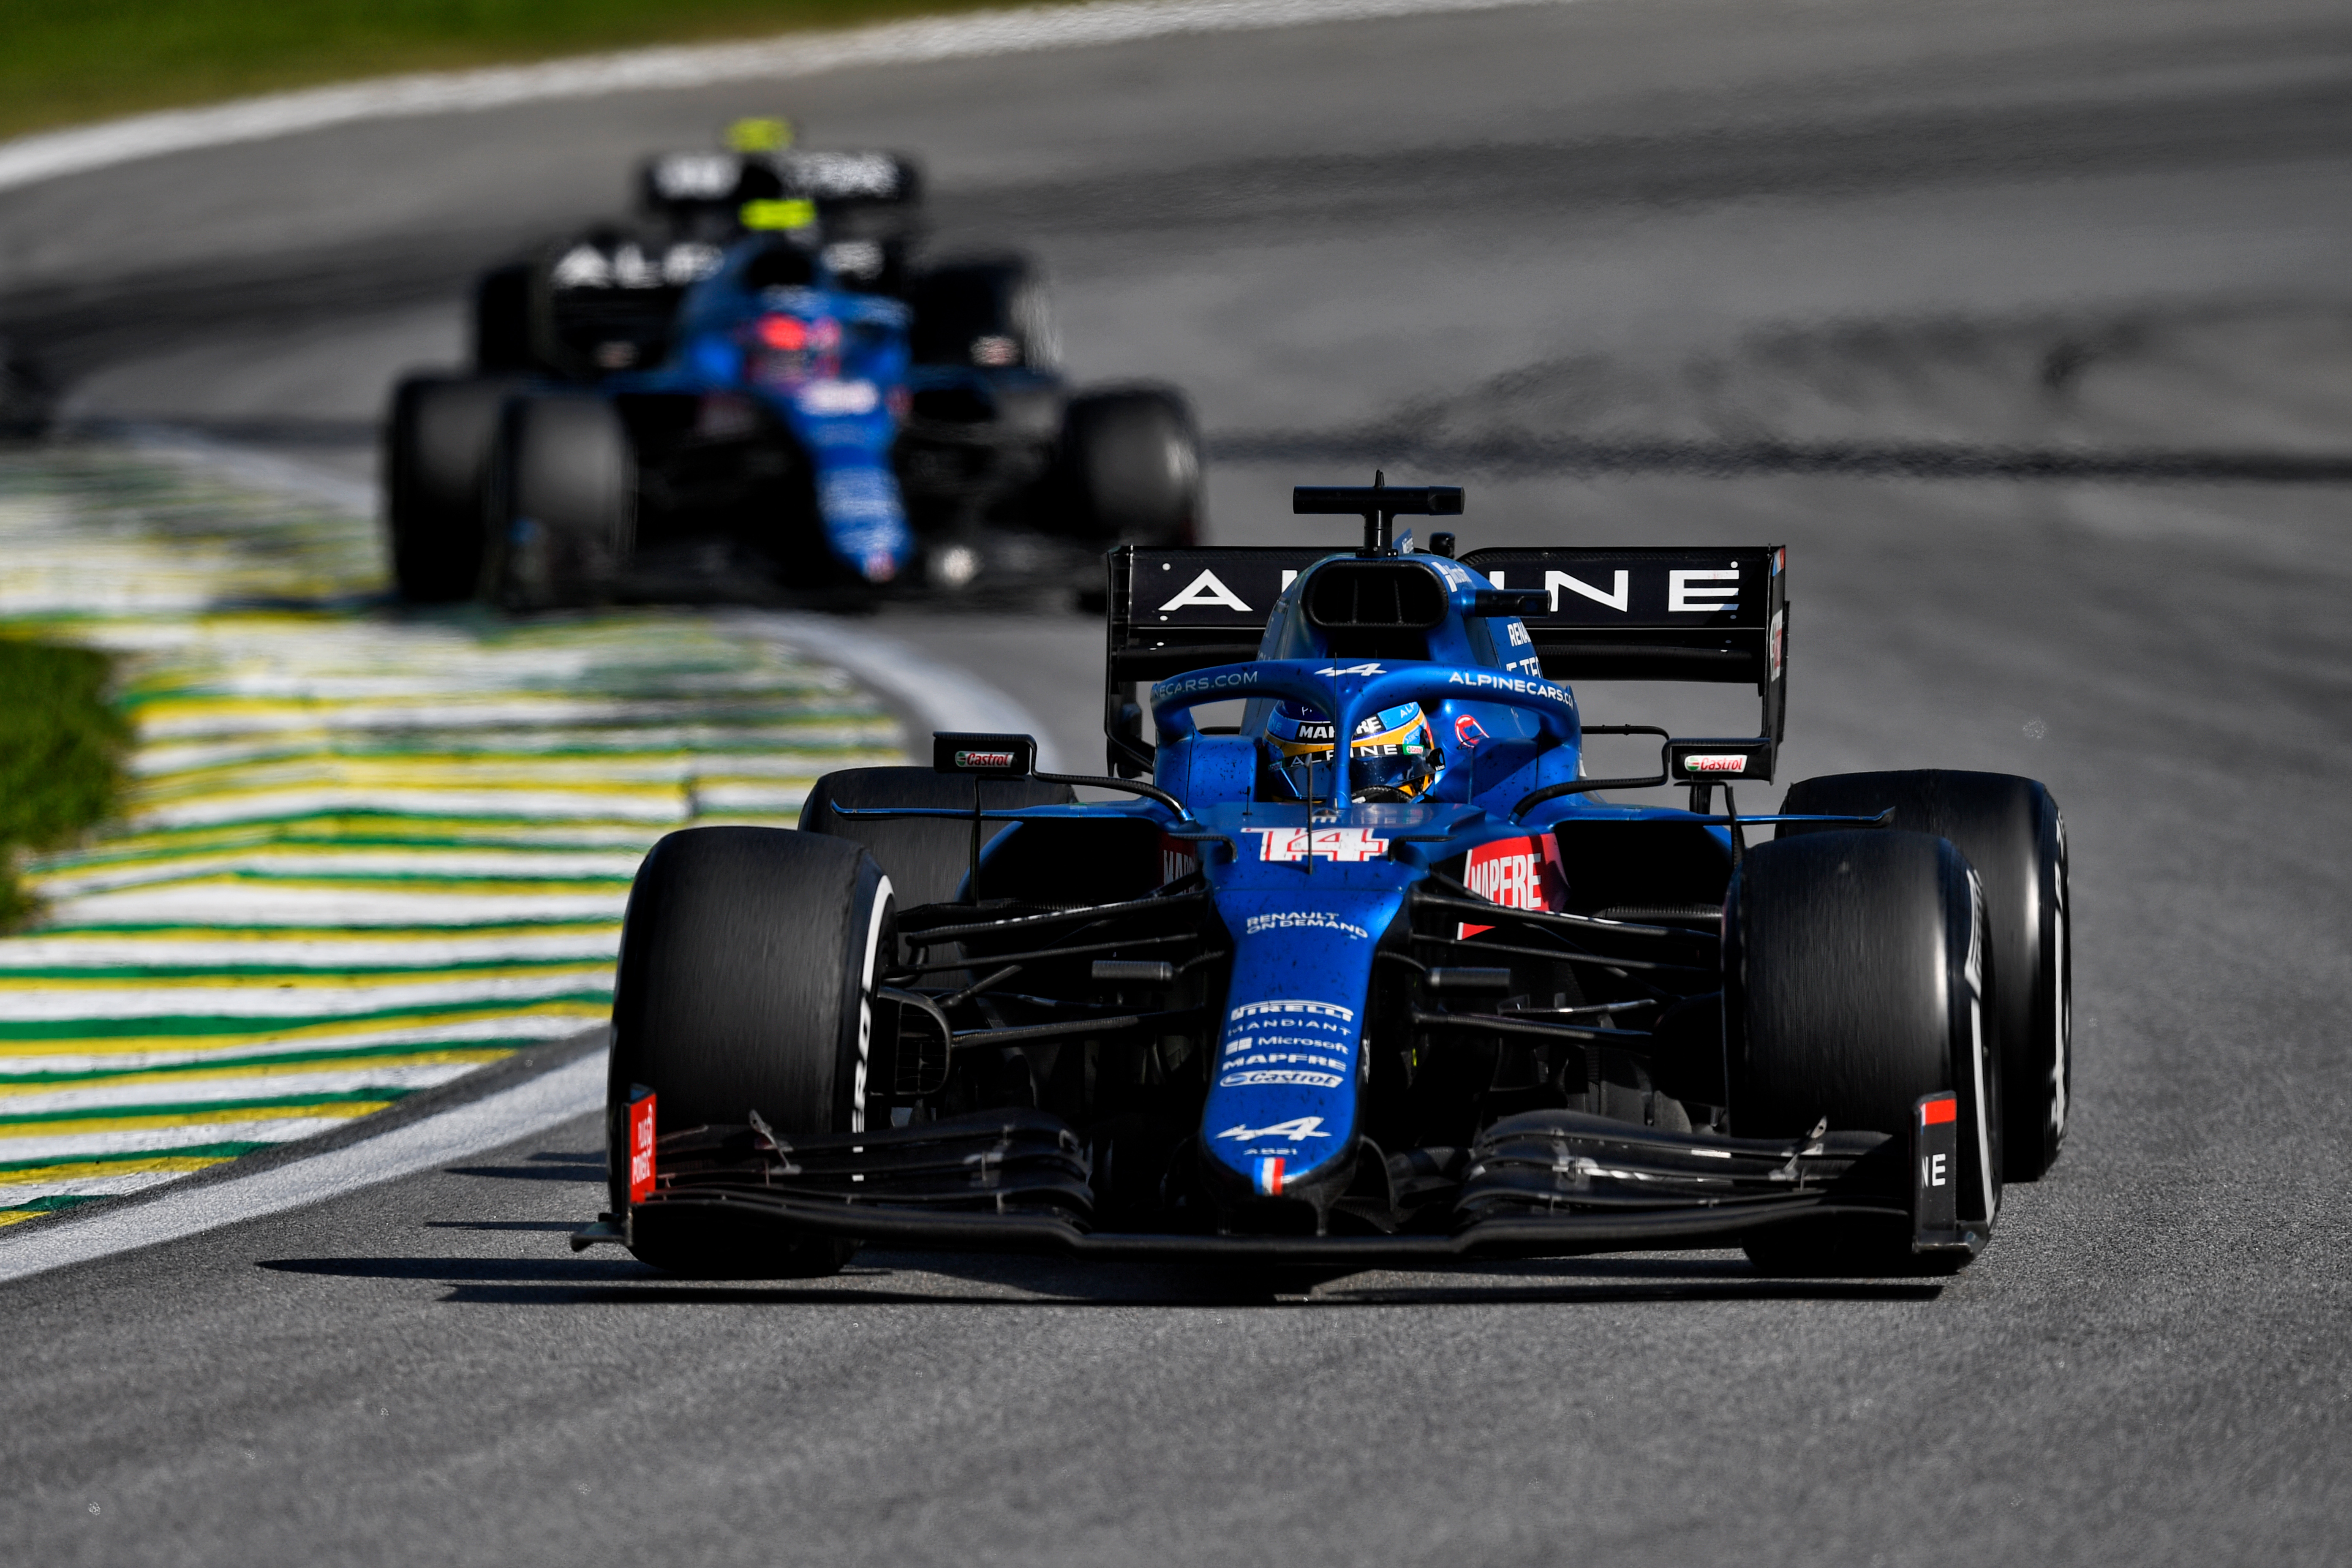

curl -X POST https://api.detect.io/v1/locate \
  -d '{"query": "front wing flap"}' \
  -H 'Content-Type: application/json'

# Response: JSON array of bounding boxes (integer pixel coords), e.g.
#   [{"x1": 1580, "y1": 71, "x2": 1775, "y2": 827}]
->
[{"x1": 578, "y1": 1104, "x2": 1981, "y2": 1269}]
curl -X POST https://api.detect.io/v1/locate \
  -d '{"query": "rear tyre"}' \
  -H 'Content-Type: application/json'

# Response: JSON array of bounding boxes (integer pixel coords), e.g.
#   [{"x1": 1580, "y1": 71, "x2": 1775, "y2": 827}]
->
[
  {"x1": 383, "y1": 374, "x2": 513, "y2": 602},
  {"x1": 1727, "y1": 829, "x2": 1998, "y2": 1274},
  {"x1": 1779, "y1": 770, "x2": 2069, "y2": 1181},
  {"x1": 484, "y1": 392, "x2": 636, "y2": 609},
  {"x1": 472, "y1": 262, "x2": 536, "y2": 374},
  {"x1": 1056, "y1": 387, "x2": 1203, "y2": 545},
  {"x1": 800, "y1": 767, "x2": 1075, "y2": 909},
  {"x1": 607, "y1": 827, "x2": 893, "y2": 1279},
  {"x1": 906, "y1": 253, "x2": 1058, "y2": 368}
]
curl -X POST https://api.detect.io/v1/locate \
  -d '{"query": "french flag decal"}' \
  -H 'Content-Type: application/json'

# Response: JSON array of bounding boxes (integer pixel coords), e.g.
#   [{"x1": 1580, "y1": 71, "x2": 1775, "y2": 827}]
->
[{"x1": 1255, "y1": 1157, "x2": 1285, "y2": 1196}]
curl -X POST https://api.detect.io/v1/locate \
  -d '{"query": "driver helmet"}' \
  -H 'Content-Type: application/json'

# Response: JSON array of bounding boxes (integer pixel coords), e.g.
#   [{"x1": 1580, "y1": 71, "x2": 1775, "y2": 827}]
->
[{"x1": 1261, "y1": 700, "x2": 1443, "y2": 802}]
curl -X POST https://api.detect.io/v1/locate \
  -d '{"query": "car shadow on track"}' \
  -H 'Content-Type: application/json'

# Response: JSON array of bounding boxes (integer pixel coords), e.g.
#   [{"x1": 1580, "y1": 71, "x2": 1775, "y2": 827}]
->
[{"x1": 255, "y1": 1251, "x2": 1947, "y2": 1307}]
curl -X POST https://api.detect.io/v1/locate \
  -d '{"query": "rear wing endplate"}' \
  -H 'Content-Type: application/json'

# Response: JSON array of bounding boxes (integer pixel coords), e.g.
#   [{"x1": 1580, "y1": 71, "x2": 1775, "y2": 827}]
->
[{"x1": 1101, "y1": 544, "x2": 1787, "y2": 776}]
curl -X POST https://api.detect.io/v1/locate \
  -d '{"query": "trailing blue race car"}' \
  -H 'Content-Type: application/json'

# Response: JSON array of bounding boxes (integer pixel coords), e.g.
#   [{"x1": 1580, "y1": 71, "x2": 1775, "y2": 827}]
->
[
  {"x1": 386, "y1": 174, "x2": 1198, "y2": 605},
  {"x1": 575, "y1": 479, "x2": 2071, "y2": 1277}
]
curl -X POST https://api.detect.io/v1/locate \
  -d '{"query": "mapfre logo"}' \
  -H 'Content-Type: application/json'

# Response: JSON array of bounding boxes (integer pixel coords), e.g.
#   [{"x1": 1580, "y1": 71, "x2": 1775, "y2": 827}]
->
[
  {"x1": 1158, "y1": 831, "x2": 1200, "y2": 887},
  {"x1": 1459, "y1": 834, "x2": 1566, "y2": 937}
]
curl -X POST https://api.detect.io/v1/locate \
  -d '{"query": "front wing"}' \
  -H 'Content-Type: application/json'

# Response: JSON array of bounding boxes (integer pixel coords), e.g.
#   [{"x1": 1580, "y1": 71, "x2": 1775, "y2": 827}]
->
[{"x1": 576, "y1": 1096, "x2": 1980, "y2": 1270}]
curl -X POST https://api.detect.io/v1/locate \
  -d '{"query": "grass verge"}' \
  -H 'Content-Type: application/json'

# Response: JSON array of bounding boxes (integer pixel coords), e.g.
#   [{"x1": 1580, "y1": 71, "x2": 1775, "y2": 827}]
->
[
  {"x1": 2, "y1": 0, "x2": 1030, "y2": 146},
  {"x1": 0, "y1": 0, "x2": 1021, "y2": 144},
  {"x1": 0, "y1": 638, "x2": 129, "y2": 928}
]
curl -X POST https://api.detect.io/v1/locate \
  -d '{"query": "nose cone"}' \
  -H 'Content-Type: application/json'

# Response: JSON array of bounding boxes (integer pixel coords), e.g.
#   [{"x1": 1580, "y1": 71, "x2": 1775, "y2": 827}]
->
[
  {"x1": 1195, "y1": 889, "x2": 1402, "y2": 1225},
  {"x1": 814, "y1": 465, "x2": 912, "y2": 585}
]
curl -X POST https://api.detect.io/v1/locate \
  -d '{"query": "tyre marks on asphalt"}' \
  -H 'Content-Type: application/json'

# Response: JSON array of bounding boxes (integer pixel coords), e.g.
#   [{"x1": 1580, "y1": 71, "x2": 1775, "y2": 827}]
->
[{"x1": 0, "y1": 446, "x2": 903, "y2": 1225}]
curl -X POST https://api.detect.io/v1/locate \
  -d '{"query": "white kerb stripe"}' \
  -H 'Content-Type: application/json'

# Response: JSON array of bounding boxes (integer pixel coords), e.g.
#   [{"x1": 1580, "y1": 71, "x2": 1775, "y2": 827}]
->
[{"x1": 0, "y1": 1051, "x2": 605, "y2": 1286}]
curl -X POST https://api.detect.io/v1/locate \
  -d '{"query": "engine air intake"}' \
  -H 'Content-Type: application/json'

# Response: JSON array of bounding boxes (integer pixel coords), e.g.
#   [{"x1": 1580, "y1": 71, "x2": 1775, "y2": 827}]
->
[{"x1": 1304, "y1": 561, "x2": 1448, "y2": 631}]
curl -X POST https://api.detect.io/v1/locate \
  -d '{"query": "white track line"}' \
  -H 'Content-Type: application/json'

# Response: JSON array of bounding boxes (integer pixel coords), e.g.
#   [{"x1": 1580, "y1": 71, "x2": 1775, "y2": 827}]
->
[
  {"x1": 0, "y1": 0, "x2": 1285, "y2": 1266},
  {"x1": 0, "y1": 0, "x2": 1565, "y2": 197},
  {"x1": 0, "y1": 1050, "x2": 605, "y2": 1286},
  {"x1": 0, "y1": 434, "x2": 1059, "y2": 1278}
]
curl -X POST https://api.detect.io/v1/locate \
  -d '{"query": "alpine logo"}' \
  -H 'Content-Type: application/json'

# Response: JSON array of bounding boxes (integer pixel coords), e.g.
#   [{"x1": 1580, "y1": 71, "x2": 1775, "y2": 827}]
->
[
  {"x1": 1314, "y1": 662, "x2": 1386, "y2": 677},
  {"x1": 1444, "y1": 670, "x2": 1571, "y2": 704},
  {"x1": 1159, "y1": 569, "x2": 1251, "y2": 613},
  {"x1": 1217, "y1": 1116, "x2": 1332, "y2": 1142}
]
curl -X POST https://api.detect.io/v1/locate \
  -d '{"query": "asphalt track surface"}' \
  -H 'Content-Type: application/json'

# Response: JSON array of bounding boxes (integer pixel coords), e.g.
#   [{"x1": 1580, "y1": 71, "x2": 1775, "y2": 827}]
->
[{"x1": 5, "y1": 0, "x2": 2352, "y2": 1560}]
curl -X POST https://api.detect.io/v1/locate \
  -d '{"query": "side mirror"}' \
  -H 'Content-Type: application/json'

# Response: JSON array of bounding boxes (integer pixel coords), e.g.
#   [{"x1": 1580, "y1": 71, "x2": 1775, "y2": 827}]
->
[
  {"x1": 932, "y1": 731, "x2": 1037, "y2": 777},
  {"x1": 1470, "y1": 588, "x2": 1549, "y2": 618},
  {"x1": 1664, "y1": 738, "x2": 1774, "y2": 784}
]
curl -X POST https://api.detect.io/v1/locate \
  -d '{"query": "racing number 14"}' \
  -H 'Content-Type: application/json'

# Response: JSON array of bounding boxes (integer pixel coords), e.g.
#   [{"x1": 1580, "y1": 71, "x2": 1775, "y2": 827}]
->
[{"x1": 1249, "y1": 828, "x2": 1389, "y2": 863}]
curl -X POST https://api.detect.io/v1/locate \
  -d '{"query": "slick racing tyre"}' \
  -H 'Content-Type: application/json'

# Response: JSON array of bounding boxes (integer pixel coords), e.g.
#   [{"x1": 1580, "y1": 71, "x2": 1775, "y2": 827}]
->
[
  {"x1": 383, "y1": 374, "x2": 513, "y2": 603},
  {"x1": 800, "y1": 767, "x2": 1075, "y2": 908},
  {"x1": 1056, "y1": 387, "x2": 1203, "y2": 545},
  {"x1": 1726, "y1": 829, "x2": 1998, "y2": 1275},
  {"x1": 607, "y1": 827, "x2": 894, "y2": 1279},
  {"x1": 907, "y1": 253, "x2": 1059, "y2": 369},
  {"x1": 471, "y1": 262, "x2": 536, "y2": 374},
  {"x1": 1778, "y1": 770, "x2": 2069, "y2": 1181},
  {"x1": 483, "y1": 392, "x2": 635, "y2": 609}
]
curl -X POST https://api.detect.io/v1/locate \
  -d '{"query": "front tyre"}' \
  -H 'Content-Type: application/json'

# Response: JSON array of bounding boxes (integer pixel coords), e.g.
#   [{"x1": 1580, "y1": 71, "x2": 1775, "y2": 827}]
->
[
  {"x1": 606, "y1": 827, "x2": 894, "y2": 1279},
  {"x1": 483, "y1": 392, "x2": 636, "y2": 609},
  {"x1": 1055, "y1": 387, "x2": 1202, "y2": 545},
  {"x1": 800, "y1": 766, "x2": 1075, "y2": 908},
  {"x1": 1728, "y1": 829, "x2": 1998, "y2": 1274},
  {"x1": 384, "y1": 374, "x2": 513, "y2": 603},
  {"x1": 1780, "y1": 770, "x2": 2069, "y2": 1181}
]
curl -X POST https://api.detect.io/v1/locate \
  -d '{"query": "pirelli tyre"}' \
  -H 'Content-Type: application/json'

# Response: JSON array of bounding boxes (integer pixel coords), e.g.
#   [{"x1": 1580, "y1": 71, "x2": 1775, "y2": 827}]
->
[
  {"x1": 1727, "y1": 829, "x2": 1999, "y2": 1275},
  {"x1": 1056, "y1": 387, "x2": 1203, "y2": 545},
  {"x1": 483, "y1": 392, "x2": 635, "y2": 609},
  {"x1": 1778, "y1": 770, "x2": 2069, "y2": 1181},
  {"x1": 607, "y1": 827, "x2": 894, "y2": 1279},
  {"x1": 800, "y1": 767, "x2": 1075, "y2": 908},
  {"x1": 907, "y1": 253, "x2": 1059, "y2": 369},
  {"x1": 383, "y1": 374, "x2": 515, "y2": 603}
]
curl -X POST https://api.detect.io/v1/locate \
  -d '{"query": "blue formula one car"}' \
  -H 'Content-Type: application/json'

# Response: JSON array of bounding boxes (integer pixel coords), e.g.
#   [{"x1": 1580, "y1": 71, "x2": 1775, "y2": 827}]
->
[
  {"x1": 575, "y1": 479, "x2": 2071, "y2": 1278},
  {"x1": 385, "y1": 223, "x2": 1199, "y2": 607}
]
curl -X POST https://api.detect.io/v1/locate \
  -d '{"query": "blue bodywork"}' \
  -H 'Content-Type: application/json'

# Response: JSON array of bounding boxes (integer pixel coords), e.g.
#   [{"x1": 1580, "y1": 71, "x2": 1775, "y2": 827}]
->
[
  {"x1": 605, "y1": 237, "x2": 1003, "y2": 584},
  {"x1": 995, "y1": 548, "x2": 1738, "y2": 1214}
]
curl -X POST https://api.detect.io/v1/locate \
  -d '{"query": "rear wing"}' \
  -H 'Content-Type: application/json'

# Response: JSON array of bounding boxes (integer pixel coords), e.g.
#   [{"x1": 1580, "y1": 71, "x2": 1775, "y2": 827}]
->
[
  {"x1": 637, "y1": 150, "x2": 923, "y2": 227},
  {"x1": 1102, "y1": 544, "x2": 1787, "y2": 776}
]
